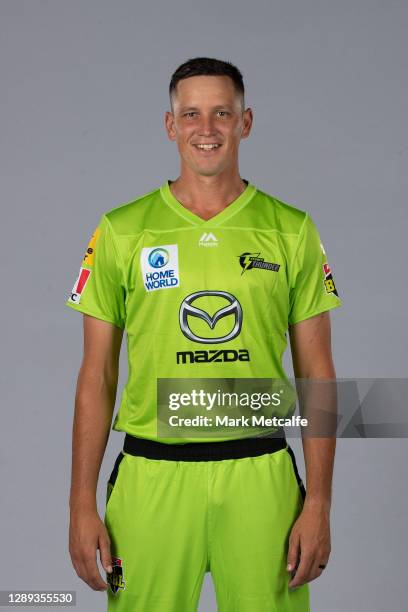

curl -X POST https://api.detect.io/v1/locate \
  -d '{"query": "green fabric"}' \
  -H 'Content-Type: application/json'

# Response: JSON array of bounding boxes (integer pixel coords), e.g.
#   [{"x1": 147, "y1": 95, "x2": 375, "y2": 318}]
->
[
  {"x1": 104, "y1": 447, "x2": 310, "y2": 611},
  {"x1": 65, "y1": 179, "x2": 342, "y2": 442}
]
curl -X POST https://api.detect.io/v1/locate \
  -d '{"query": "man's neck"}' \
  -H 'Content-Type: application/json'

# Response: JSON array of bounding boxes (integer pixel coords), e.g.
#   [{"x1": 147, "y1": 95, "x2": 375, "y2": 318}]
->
[{"x1": 169, "y1": 172, "x2": 247, "y2": 221}]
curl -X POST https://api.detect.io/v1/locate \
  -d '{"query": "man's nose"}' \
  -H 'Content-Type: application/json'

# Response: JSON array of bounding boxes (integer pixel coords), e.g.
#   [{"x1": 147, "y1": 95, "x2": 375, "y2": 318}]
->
[{"x1": 198, "y1": 115, "x2": 216, "y2": 135}]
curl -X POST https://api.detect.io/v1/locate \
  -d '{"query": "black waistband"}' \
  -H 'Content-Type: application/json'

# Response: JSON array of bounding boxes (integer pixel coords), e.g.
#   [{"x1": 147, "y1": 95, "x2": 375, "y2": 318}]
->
[{"x1": 123, "y1": 430, "x2": 287, "y2": 461}]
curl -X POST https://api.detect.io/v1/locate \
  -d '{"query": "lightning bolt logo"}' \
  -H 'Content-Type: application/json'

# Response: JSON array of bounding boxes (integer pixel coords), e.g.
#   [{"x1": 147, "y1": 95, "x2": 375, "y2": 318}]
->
[{"x1": 239, "y1": 252, "x2": 260, "y2": 275}]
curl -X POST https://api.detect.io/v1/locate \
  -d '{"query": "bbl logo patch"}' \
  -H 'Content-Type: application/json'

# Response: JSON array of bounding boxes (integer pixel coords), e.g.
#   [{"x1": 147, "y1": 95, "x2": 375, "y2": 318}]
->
[
  {"x1": 107, "y1": 556, "x2": 126, "y2": 594},
  {"x1": 323, "y1": 262, "x2": 339, "y2": 297},
  {"x1": 140, "y1": 244, "x2": 180, "y2": 292}
]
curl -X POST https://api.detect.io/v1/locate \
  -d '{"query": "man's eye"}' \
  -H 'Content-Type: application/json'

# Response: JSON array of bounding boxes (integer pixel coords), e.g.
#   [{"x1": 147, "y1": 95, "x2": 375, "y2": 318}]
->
[{"x1": 184, "y1": 112, "x2": 197, "y2": 118}]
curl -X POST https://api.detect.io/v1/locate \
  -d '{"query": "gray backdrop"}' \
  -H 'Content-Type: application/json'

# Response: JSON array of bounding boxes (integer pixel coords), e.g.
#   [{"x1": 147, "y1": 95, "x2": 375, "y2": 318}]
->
[{"x1": 1, "y1": 0, "x2": 407, "y2": 610}]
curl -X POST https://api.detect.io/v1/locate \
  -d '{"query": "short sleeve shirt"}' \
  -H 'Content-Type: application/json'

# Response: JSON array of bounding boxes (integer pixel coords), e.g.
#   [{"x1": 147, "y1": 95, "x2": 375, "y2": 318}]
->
[
  {"x1": 288, "y1": 213, "x2": 340, "y2": 325},
  {"x1": 65, "y1": 180, "x2": 342, "y2": 442},
  {"x1": 66, "y1": 214, "x2": 126, "y2": 329}
]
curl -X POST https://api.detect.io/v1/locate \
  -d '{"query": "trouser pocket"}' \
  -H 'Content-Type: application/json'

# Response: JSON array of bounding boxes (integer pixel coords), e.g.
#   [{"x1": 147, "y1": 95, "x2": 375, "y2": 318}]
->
[
  {"x1": 106, "y1": 451, "x2": 125, "y2": 511},
  {"x1": 286, "y1": 445, "x2": 306, "y2": 503}
]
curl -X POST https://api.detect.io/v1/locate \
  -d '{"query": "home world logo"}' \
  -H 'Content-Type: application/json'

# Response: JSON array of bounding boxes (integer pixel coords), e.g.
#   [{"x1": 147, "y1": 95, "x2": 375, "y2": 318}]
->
[{"x1": 140, "y1": 244, "x2": 180, "y2": 292}]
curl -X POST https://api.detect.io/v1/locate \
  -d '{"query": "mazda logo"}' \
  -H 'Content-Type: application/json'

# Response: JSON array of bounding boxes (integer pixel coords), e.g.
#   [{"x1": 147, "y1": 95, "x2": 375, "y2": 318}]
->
[{"x1": 179, "y1": 290, "x2": 243, "y2": 344}]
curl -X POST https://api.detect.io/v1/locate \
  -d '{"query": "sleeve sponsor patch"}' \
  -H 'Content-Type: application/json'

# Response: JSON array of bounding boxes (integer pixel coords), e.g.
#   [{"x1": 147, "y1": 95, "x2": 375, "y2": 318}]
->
[
  {"x1": 82, "y1": 227, "x2": 101, "y2": 267},
  {"x1": 68, "y1": 267, "x2": 92, "y2": 304}
]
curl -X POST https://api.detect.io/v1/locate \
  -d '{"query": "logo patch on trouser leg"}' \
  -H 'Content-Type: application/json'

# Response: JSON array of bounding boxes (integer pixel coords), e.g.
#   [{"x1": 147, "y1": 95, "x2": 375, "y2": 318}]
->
[{"x1": 107, "y1": 556, "x2": 126, "y2": 594}]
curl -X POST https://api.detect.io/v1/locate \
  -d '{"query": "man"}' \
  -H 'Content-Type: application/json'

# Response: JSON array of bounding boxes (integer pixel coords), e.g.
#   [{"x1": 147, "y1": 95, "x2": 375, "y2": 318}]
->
[{"x1": 66, "y1": 57, "x2": 342, "y2": 612}]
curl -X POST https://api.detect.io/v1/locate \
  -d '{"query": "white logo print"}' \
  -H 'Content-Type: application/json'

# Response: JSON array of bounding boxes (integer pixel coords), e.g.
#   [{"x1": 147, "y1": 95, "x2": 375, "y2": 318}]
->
[
  {"x1": 140, "y1": 244, "x2": 180, "y2": 292},
  {"x1": 199, "y1": 232, "x2": 218, "y2": 247}
]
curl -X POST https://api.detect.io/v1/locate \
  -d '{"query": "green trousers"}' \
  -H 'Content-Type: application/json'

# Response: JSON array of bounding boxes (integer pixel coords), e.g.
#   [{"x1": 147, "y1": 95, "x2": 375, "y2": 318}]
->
[{"x1": 104, "y1": 445, "x2": 309, "y2": 611}]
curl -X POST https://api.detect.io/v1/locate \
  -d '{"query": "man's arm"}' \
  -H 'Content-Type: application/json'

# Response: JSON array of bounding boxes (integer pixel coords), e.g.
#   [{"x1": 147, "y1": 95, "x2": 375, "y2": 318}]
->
[
  {"x1": 69, "y1": 314, "x2": 123, "y2": 591},
  {"x1": 286, "y1": 310, "x2": 336, "y2": 589}
]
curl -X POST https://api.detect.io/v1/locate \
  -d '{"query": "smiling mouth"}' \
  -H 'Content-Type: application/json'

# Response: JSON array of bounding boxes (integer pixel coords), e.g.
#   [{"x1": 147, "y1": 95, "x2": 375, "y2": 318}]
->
[{"x1": 193, "y1": 144, "x2": 222, "y2": 151}]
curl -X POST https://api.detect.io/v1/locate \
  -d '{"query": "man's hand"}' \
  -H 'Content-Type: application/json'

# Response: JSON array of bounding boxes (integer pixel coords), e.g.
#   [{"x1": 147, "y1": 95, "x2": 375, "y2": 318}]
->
[
  {"x1": 287, "y1": 500, "x2": 331, "y2": 589},
  {"x1": 69, "y1": 509, "x2": 113, "y2": 591}
]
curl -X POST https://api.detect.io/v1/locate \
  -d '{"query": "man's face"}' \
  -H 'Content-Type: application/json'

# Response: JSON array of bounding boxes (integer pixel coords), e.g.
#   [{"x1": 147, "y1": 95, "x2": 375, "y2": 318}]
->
[{"x1": 165, "y1": 75, "x2": 253, "y2": 178}]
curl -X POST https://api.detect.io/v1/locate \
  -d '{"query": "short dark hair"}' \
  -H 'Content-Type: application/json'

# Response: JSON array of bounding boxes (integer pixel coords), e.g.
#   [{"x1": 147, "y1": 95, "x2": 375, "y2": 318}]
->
[{"x1": 169, "y1": 57, "x2": 245, "y2": 110}]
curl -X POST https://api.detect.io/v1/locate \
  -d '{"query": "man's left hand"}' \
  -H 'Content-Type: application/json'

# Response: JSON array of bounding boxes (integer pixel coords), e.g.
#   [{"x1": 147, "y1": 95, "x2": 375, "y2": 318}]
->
[{"x1": 286, "y1": 499, "x2": 331, "y2": 589}]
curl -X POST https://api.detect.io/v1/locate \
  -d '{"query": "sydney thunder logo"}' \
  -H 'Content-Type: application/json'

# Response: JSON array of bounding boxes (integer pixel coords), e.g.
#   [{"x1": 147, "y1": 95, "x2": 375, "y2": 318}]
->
[{"x1": 239, "y1": 252, "x2": 281, "y2": 275}]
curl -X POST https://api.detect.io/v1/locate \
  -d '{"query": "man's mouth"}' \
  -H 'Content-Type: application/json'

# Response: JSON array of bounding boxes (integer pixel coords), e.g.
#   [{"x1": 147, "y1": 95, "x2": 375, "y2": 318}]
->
[{"x1": 193, "y1": 143, "x2": 222, "y2": 150}]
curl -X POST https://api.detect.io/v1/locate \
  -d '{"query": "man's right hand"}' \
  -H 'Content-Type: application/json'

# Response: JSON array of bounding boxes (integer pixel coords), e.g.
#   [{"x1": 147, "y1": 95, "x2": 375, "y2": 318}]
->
[{"x1": 69, "y1": 509, "x2": 113, "y2": 591}]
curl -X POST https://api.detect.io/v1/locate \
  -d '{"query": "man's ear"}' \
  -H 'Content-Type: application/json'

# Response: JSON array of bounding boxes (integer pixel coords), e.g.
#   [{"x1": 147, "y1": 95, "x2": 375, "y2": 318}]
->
[
  {"x1": 165, "y1": 111, "x2": 176, "y2": 141},
  {"x1": 241, "y1": 107, "x2": 253, "y2": 139}
]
